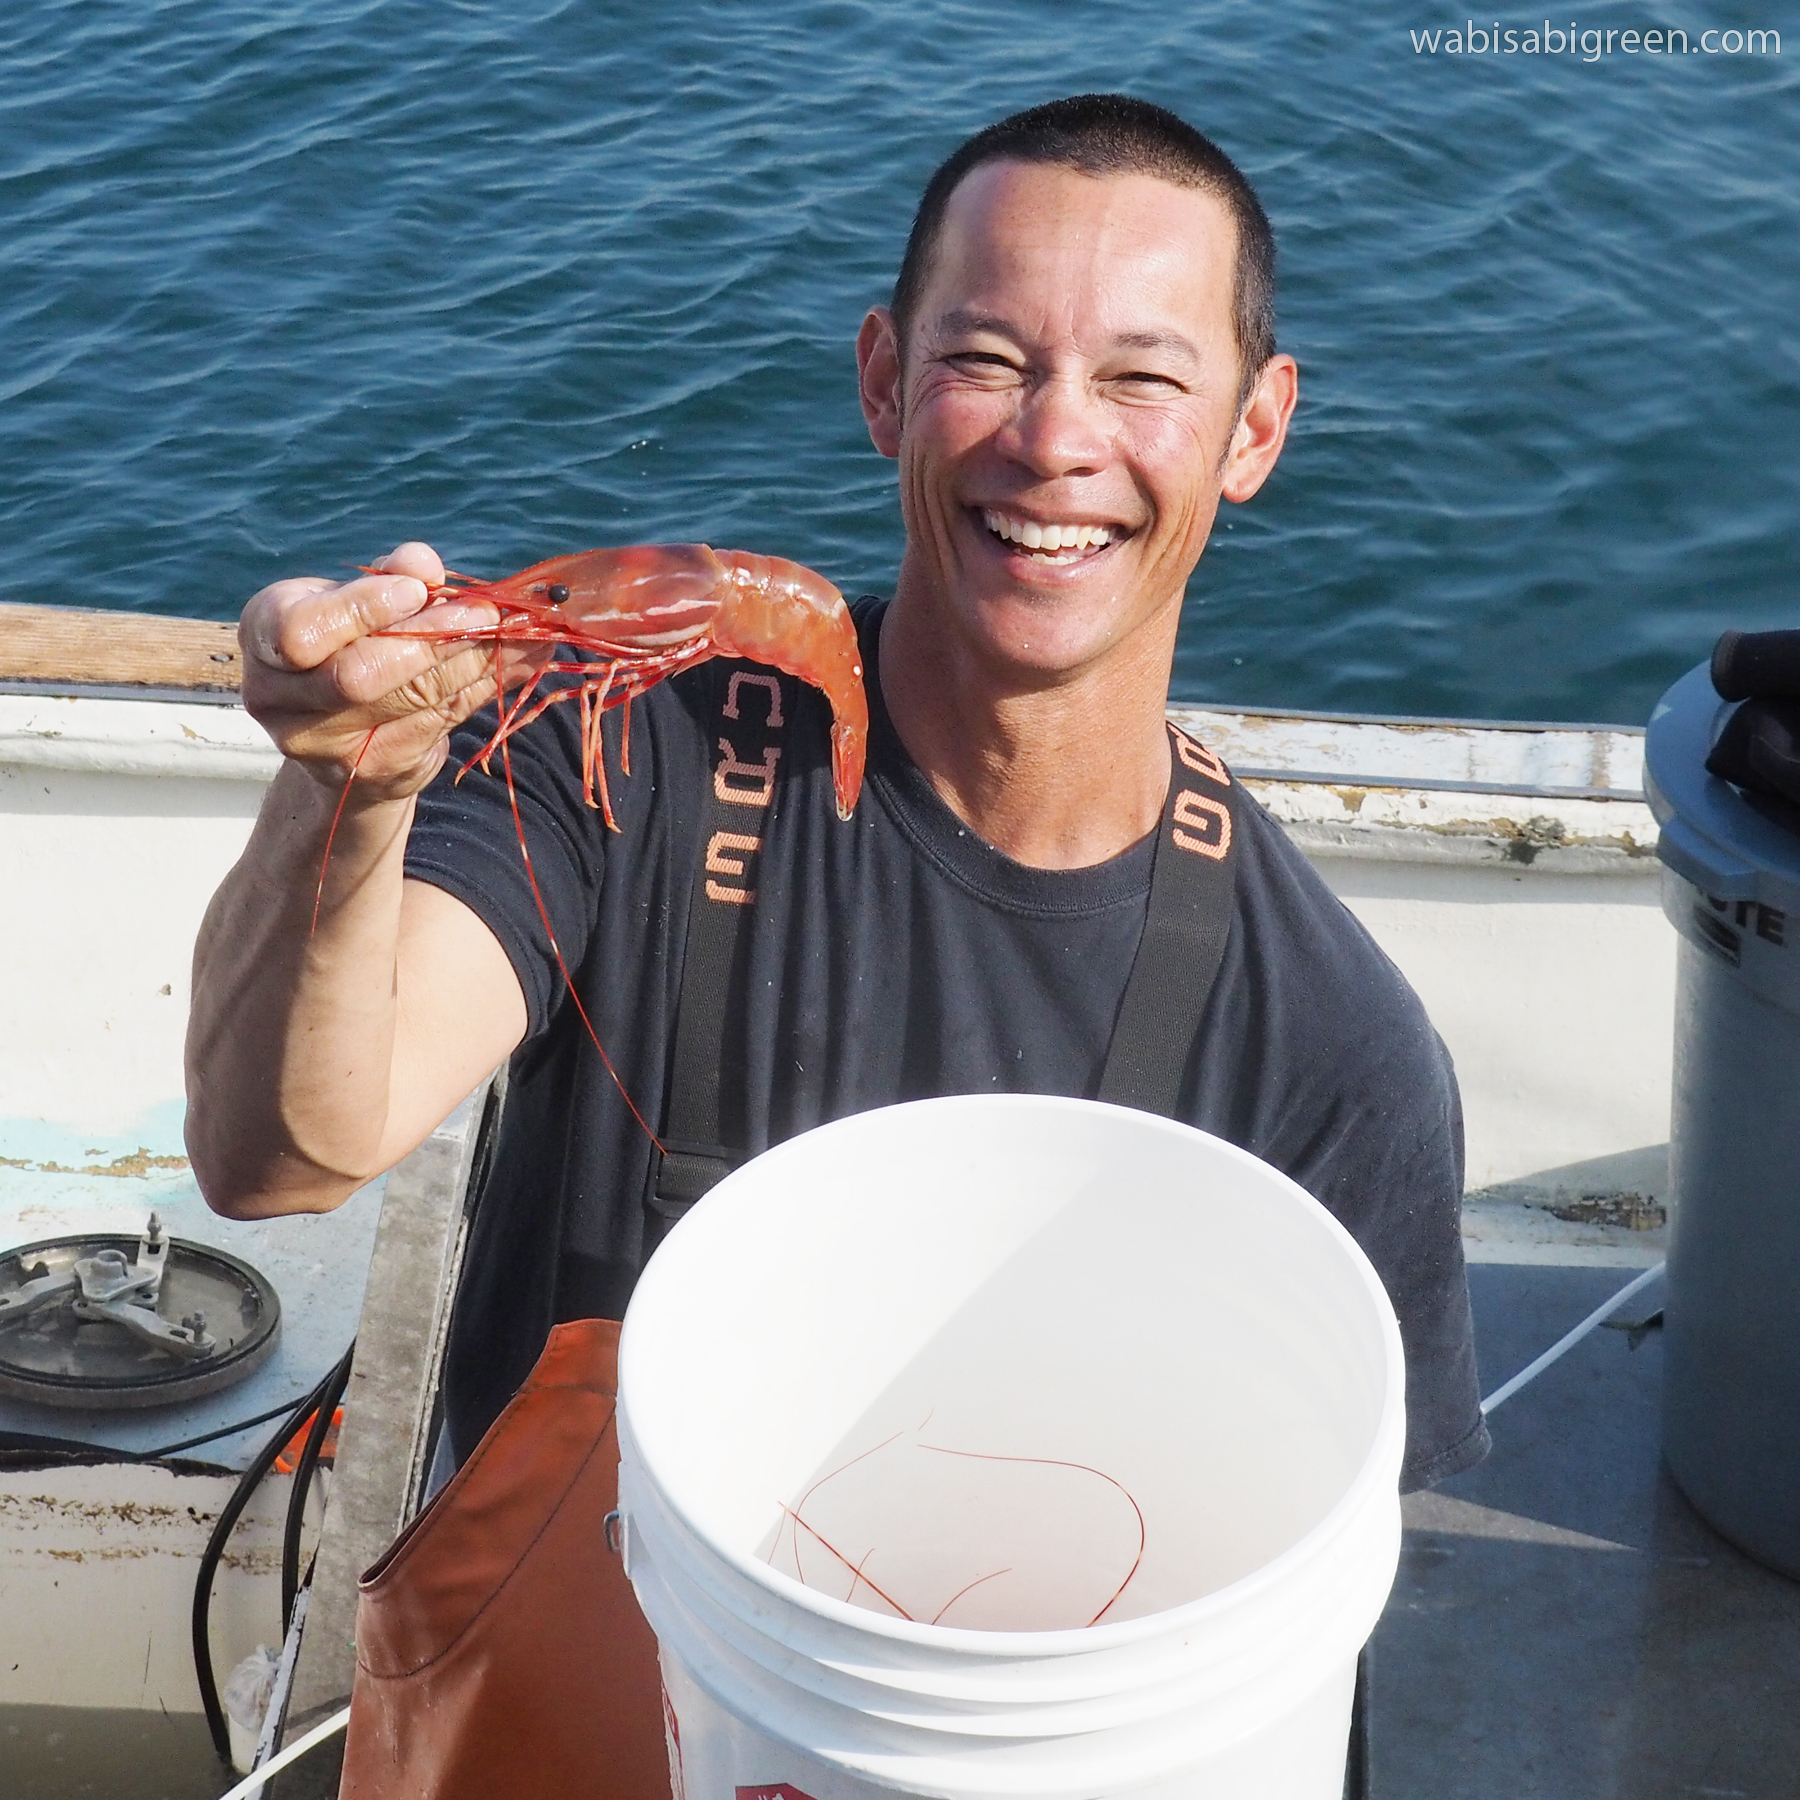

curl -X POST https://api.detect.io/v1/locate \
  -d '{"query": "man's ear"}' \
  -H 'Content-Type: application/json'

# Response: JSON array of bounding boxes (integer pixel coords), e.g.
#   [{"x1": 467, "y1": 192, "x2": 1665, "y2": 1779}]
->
[
  {"x1": 1219, "y1": 353, "x2": 1297, "y2": 505},
  {"x1": 857, "y1": 307, "x2": 903, "y2": 459}
]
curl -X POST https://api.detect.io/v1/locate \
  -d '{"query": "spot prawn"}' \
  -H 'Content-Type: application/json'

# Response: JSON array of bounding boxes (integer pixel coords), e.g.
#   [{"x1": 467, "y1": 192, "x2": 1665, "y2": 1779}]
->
[{"x1": 314, "y1": 542, "x2": 870, "y2": 1141}]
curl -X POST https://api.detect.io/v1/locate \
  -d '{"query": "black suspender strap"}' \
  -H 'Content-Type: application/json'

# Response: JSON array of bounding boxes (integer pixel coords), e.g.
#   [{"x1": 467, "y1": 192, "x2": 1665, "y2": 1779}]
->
[
  {"x1": 1096, "y1": 724, "x2": 1239, "y2": 1117},
  {"x1": 650, "y1": 713, "x2": 1239, "y2": 1231},
  {"x1": 648, "y1": 662, "x2": 794, "y2": 1222}
]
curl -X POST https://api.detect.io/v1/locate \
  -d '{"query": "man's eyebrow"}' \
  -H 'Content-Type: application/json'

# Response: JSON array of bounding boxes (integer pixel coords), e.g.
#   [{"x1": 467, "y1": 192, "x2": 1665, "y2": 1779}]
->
[
  {"x1": 929, "y1": 312, "x2": 1200, "y2": 363},
  {"x1": 932, "y1": 309, "x2": 1020, "y2": 340},
  {"x1": 1111, "y1": 329, "x2": 1201, "y2": 362}
]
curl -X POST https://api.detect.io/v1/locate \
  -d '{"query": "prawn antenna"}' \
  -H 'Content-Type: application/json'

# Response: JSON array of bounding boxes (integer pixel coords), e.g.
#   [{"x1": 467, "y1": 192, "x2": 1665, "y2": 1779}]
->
[
  {"x1": 500, "y1": 740, "x2": 666, "y2": 1153},
  {"x1": 918, "y1": 1445, "x2": 1147, "y2": 1626},
  {"x1": 311, "y1": 726, "x2": 381, "y2": 937}
]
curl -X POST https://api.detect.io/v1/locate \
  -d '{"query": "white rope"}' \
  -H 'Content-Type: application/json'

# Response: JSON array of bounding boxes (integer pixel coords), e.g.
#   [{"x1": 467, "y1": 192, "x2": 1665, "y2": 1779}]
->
[
  {"x1": 216, "y1": 1704, "x2": 350, "y2": 1800},
  {"x1": 253, "y1": 1582, "x2": 310, "y2": 1771},
  {"x1": 1480, "y1": 1261, "x2": 1664, "y2": 1416}
]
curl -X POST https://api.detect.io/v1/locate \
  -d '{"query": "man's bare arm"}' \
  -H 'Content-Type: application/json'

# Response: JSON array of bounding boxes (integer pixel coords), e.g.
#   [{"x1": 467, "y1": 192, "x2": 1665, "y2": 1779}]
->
[{"x1": 185, "y1": 543, "x2": 531, "y2": 1219}]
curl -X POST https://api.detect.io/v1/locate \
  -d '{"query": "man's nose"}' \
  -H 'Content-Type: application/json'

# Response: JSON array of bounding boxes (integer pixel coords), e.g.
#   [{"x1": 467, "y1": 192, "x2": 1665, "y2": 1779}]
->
[{"x1": 1005, "y1": 374, "x2": 1109, "y2": 479}]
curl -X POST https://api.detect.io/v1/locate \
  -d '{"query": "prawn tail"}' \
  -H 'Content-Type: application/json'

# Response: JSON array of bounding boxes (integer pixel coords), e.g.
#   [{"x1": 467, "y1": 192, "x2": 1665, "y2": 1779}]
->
[
  {"x1": 708, "y1": 550, "x2": 869, "y2": 819},
  {"x1": 831, "y1": 719, "x2": 865, "y2": 824}
]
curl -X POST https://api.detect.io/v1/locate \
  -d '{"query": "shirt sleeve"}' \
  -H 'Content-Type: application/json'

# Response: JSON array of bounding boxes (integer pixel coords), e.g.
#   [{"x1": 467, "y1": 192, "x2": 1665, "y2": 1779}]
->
[
  {"x1": 1312, "y1": 1029, "x2": 1490, "y2": 1491},
  {"x1": 1206, "y1": 804, "x2": 1490, "y2": 1492}
]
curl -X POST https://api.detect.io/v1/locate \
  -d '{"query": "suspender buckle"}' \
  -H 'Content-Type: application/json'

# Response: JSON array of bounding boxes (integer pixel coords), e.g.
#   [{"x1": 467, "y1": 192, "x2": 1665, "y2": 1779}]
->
[{"x1": 649, "y1": 1142, "x2": 740, "y2": 1214}]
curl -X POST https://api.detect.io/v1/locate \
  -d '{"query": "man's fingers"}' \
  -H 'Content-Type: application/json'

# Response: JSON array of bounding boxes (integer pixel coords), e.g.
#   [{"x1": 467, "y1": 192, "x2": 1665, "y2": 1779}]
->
[
  {"x1": 350, "y1": 642, "x2": 496, "y2": 722},
  {"x1": 491, "y1": 639, "x2": 557, "y2": 690},
  {"x1": 242, "y1": 572, "x2": 431, "y2": 674},
  {"x1": 250, "y1": 635, "x2": 493, "y2": 734},
  {"x1": 234, "y1": 541, "x2": 504, "y2": 802},
  {"x1": 368, "y1": 541, "x2": 447, "y2": 590},
  {"x1": 236, "y1": 578, "x2": 335, "y2": 672},
  {"x1": 379, "y1": 598, "x2": 502, "y2": 642},
  {"x1": 324, "y1": 622, "x2": 492, "y2": 710},
  {"x1": 263, "y1": 656, "x2": 500, "y2": 790}
]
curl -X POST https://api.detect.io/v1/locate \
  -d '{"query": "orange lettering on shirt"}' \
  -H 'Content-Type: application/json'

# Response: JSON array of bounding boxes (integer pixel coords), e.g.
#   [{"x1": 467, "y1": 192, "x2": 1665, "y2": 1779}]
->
[
  {"x1": 1172, "y1": 789, "x2": 1231, "y2": 859},
  {"x1": 723, "y1": 672, "x2": 785, "y2": 728},
  {"x1": 715, "y1": 740, "x2": 783, "y2": 806},
  {"x1": 705, "y1": 831, "x2": 761, "y2": 879},
  {"x1": 1174, "y1": 733, "x2": 1231, "y2": 788}
]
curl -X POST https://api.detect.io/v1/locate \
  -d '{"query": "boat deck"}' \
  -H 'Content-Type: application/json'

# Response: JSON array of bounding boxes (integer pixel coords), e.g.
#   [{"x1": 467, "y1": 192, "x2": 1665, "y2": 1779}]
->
[
  {"x1": 0, "y1": 1173, "x2": 381, "y2": 1467},
  {"x1": 1377, "y1": 1254, "x2": 1800, "y2": 1799}
]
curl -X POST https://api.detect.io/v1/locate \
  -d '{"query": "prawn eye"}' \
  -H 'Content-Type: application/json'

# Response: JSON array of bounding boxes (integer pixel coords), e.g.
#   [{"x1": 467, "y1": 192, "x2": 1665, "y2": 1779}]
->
[{"x1": 546, "y1": 583, "x2": 570, "y2": 605}]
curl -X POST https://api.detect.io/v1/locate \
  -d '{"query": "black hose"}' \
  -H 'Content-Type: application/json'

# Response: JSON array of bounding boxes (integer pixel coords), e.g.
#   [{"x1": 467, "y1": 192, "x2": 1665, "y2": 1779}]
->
[
  {"x1": 142, "y1": 1399, "x2": 315, "y2": 1461},
  {"x1": 191, "y1": 1354, "x2": 347, "y2": 1766},
  {"x1": 281, "y1": 1341, "x2": 356, "y2": 1634},
  {"x1": 1, "y1": 1396, "x2": 320, "y2": 1466}
]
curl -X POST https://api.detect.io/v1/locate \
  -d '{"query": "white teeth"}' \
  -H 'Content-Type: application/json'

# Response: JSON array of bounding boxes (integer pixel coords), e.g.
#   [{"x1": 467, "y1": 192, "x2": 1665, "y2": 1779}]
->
[{"x1": 981, "y1": 511, "x2": 1116, "y2": 555}]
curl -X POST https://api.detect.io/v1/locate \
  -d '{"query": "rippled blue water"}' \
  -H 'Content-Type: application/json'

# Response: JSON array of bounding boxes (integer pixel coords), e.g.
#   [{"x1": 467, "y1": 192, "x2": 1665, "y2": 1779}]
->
[{"x1": 1, "y1": 1, "x2": 1794, "y2": 722}]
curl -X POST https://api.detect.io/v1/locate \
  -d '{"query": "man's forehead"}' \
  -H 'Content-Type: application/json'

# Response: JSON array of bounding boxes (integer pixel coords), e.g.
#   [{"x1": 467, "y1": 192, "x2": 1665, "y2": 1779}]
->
[
  {"x1": 940, "y1": 156, "x2": 1232, "y2": 227},
  {"x1": 919, "y1": 160, "x2": 1237, "y2": 336}
]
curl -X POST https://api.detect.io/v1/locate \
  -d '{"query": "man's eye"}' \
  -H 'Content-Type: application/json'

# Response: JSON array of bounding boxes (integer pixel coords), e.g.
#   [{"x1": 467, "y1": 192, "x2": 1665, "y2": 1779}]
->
[
  {"x1": 945, "y1": 352, "x2": 1019, "y2": 372},
  {"x1": 1115, "y1": 370, "x2": 1182, "y2": 391}
]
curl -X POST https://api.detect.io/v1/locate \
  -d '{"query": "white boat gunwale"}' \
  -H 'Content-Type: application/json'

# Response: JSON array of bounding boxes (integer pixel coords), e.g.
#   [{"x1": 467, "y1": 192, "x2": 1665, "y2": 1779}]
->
[{"x1": 0, "y1": 602, "x2": 1682, "y2": 1739}]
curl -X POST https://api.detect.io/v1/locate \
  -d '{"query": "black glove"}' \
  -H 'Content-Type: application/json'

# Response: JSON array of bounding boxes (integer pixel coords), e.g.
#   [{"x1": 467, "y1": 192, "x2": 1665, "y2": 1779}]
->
[
  {"x1": 1706, "y1": 696, "x2": 1800, "y2": 809},
  {"x1": 1712, "y1": 629, "x2": 1800, "y2": 702}
]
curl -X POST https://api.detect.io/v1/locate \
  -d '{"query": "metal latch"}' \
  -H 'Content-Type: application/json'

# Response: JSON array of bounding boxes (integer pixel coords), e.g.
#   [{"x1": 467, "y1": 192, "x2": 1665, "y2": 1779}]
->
[{"x1": 0, "y1": 1215, "x2": 215, "y2": 1359}]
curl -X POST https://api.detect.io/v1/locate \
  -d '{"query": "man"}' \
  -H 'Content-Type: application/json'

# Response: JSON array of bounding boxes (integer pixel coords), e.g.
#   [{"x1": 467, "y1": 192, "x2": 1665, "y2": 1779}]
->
[{"x1": 187, "y1": 95, "x2": 1487, "y2": 1493}]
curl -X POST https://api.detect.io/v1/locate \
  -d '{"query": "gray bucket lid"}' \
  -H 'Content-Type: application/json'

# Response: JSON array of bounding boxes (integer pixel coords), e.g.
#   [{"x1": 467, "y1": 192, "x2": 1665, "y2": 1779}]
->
[{"x1": 1647, "y1": 663, "x2": 1800, "y2": 915}]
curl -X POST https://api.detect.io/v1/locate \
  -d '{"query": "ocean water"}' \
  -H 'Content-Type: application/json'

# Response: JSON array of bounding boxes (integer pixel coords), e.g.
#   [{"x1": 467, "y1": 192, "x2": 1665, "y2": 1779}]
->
[{"x1": 0, "y1": 0, "x2": 1794, "y2": 724}]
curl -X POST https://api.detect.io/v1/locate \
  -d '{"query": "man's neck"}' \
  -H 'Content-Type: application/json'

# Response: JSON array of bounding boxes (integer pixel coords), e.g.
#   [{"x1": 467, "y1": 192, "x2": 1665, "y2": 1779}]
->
[{"x1": 876, "y1": 591, "x2": 1178, "y2": 871}]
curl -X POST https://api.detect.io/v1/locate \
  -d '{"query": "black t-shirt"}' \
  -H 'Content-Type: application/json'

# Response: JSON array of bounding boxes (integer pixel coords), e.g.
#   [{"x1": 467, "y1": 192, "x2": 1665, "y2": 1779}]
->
[{"x1": 406, "y1": 601, "x2": 1489, "y2": 1491}]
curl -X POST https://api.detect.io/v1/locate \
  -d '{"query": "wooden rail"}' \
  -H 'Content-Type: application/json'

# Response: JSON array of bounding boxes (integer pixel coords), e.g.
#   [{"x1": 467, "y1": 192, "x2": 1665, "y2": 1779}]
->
[{"x1": 0, "y1": 602, "x2": 241, "y2": 692}]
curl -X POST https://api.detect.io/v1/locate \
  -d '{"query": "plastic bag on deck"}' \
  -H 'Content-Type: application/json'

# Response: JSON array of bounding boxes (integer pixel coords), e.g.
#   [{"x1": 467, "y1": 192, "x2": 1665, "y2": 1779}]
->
[{"x1": 222, "y1": 1644, "x2": 281, "y2": 1773}]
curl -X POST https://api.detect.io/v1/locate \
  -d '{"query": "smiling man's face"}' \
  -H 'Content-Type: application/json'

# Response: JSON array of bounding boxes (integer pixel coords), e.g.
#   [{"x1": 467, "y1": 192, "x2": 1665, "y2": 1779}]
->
[{"x1": 859, "y1": 159, "x2": 1289, "y2": 688}]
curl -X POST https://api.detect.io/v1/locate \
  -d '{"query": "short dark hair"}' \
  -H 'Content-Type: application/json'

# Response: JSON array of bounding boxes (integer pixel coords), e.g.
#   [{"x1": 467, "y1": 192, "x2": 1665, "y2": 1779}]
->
[{"x1": 890, "y1": 95, "x2": 1276, "y2": 410}]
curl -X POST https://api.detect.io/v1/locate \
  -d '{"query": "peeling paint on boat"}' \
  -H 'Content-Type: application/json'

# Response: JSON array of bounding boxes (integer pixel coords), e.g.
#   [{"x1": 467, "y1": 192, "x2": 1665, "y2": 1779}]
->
[{"x1": 0, "y1": 1462, "x2": 293, "y2": 1709}]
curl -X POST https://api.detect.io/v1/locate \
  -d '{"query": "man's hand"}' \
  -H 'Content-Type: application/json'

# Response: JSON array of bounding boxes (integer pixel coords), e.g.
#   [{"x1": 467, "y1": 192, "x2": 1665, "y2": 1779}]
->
[
  {"x1": 187, "y1": 540, "x2": 530, "y2": 1219},
  {"x1": 238, "y1": 541, "x2": 502, "y2": 805}
]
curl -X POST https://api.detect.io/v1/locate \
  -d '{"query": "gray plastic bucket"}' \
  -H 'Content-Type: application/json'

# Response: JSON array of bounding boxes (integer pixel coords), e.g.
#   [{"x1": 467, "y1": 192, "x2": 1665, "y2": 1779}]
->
[{"x1": 1647, "y1": 664, "x2": 1800, "y2": 1576}]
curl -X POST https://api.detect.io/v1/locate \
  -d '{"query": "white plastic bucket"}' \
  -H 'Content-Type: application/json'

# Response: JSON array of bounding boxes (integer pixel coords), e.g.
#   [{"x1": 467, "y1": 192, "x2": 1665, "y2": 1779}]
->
[{"x1": 617, "y1": 1095, "x2": 1404, "y2": 1800}]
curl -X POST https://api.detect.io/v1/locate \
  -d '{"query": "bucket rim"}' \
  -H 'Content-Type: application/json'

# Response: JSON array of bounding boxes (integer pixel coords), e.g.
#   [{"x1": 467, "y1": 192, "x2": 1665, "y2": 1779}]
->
[{"x1": 620, "y1": 1093, "x2": 1407, "y2": 1658}]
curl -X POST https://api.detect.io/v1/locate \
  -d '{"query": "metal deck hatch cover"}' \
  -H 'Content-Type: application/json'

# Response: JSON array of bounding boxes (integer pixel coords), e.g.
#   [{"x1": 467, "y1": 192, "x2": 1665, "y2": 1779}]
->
[{"x1": 0, "y1": 1216, "x2": 280, "y2": 1408}]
